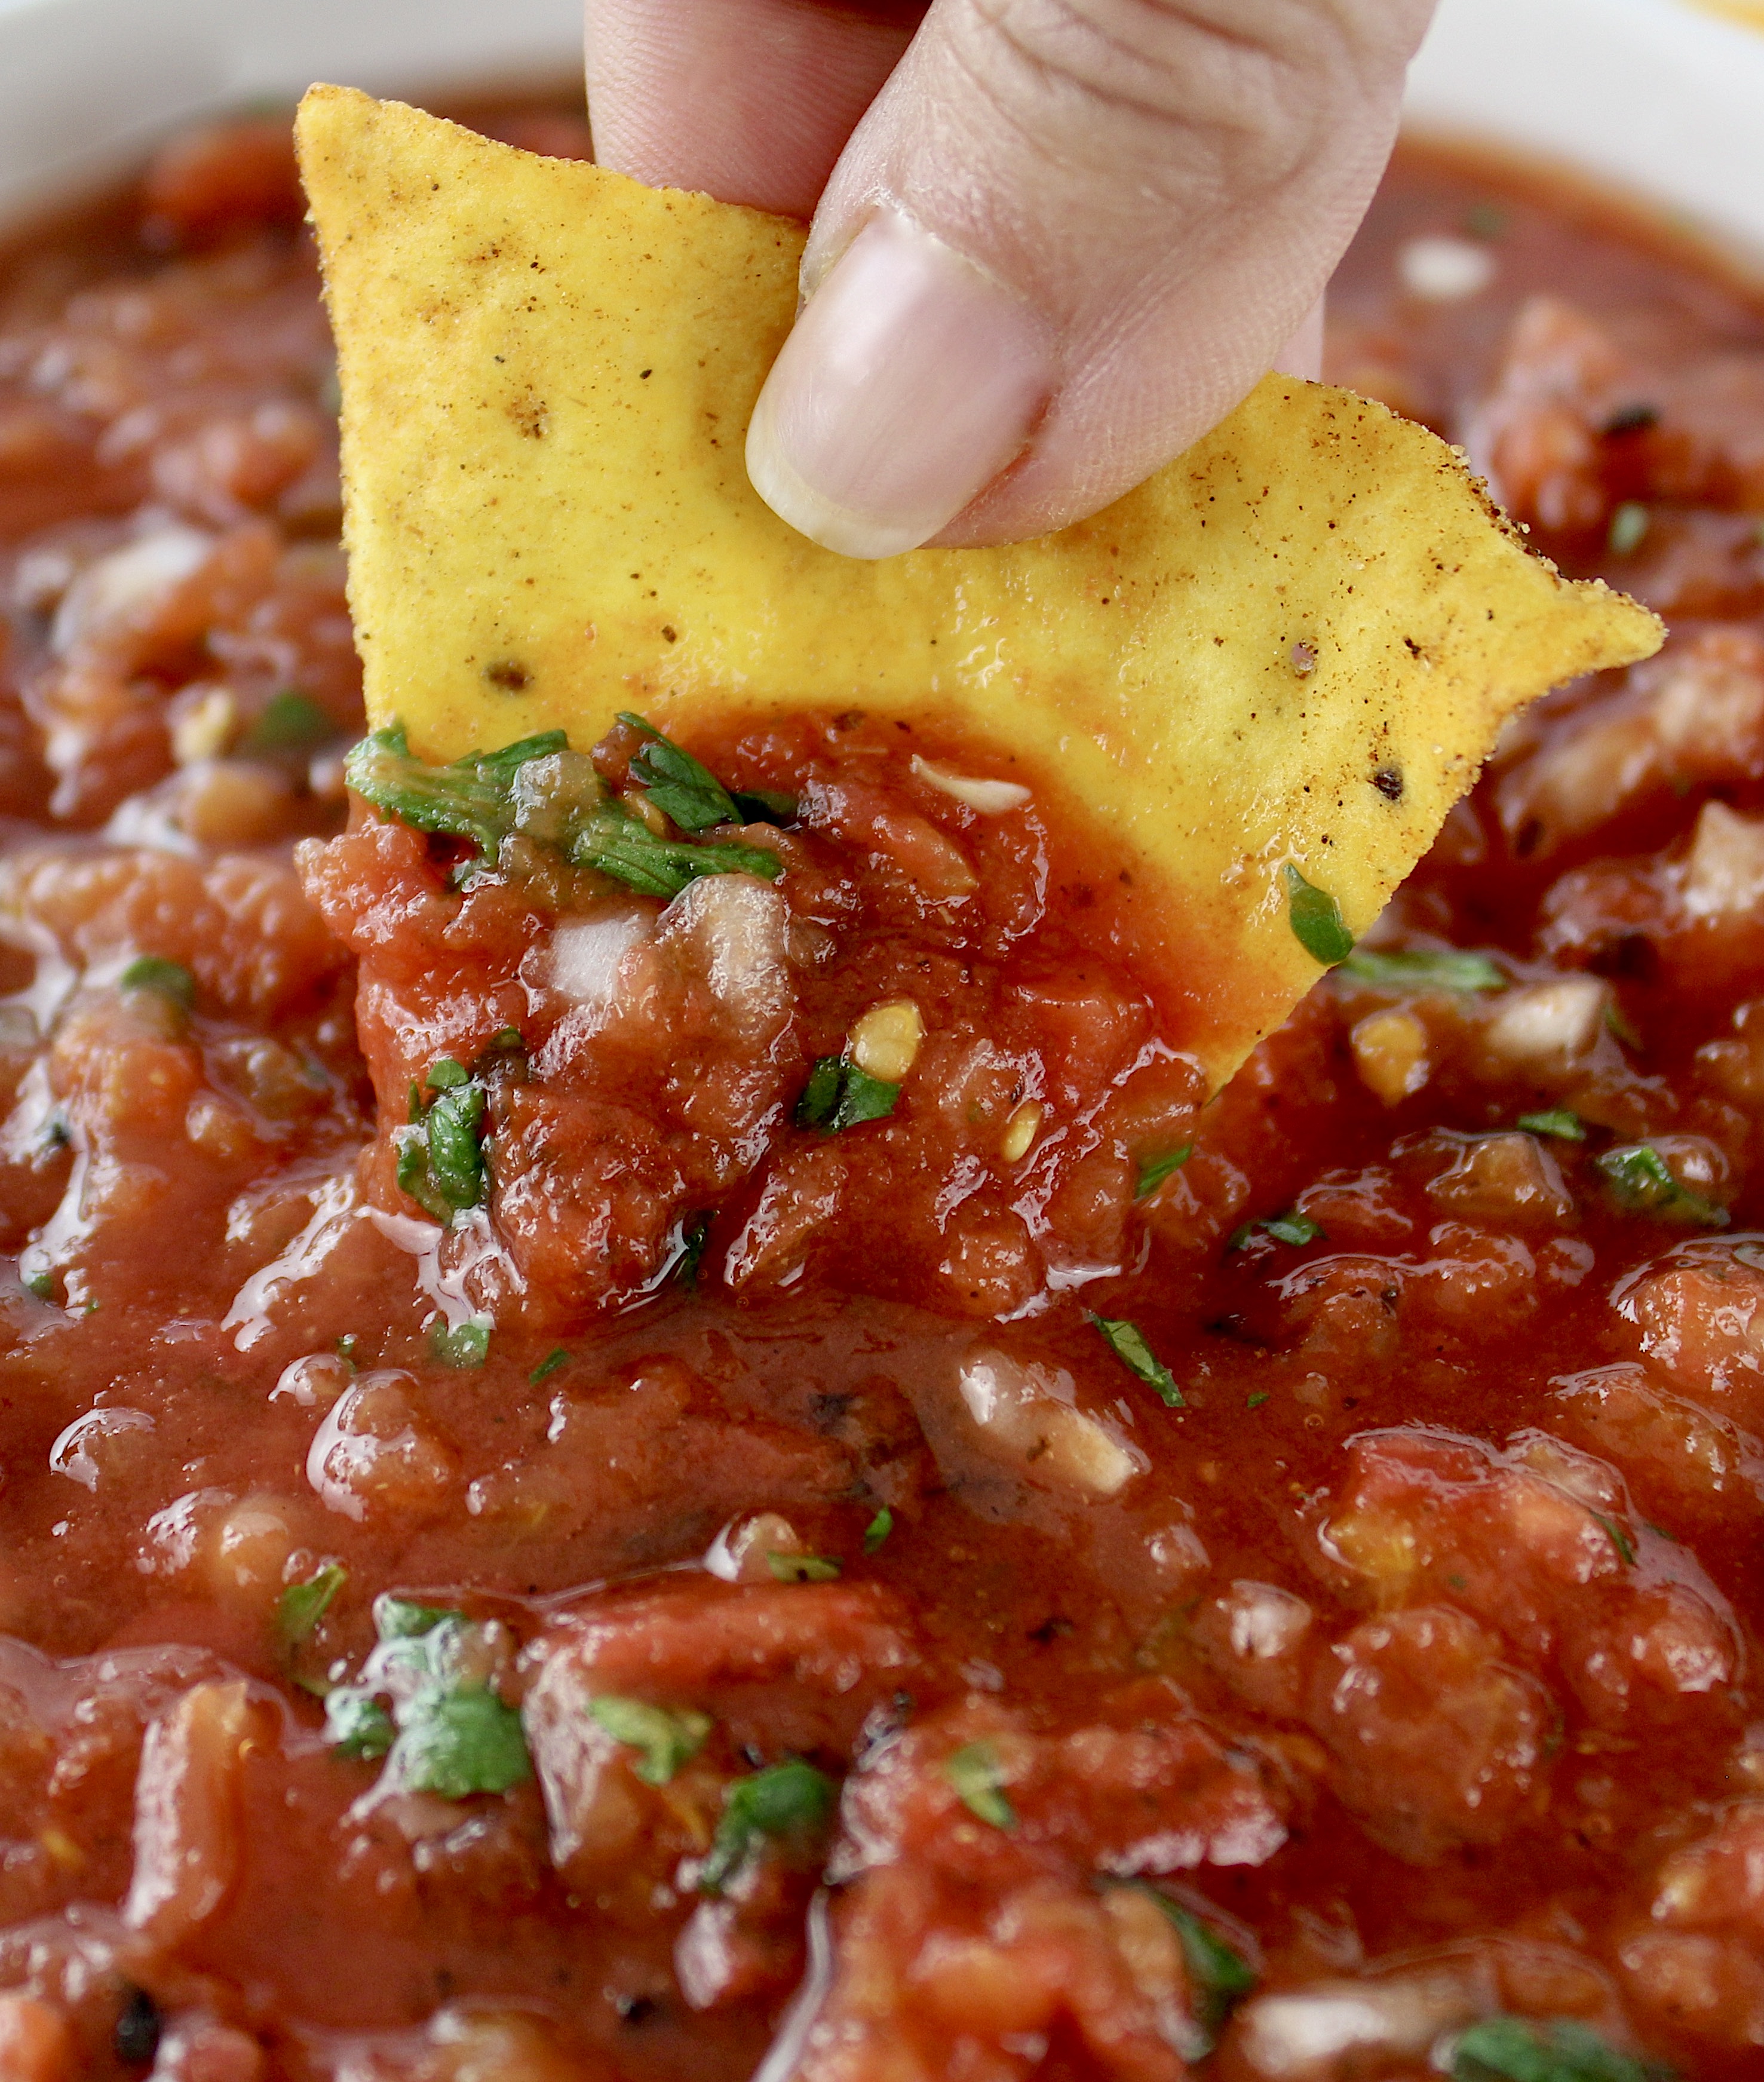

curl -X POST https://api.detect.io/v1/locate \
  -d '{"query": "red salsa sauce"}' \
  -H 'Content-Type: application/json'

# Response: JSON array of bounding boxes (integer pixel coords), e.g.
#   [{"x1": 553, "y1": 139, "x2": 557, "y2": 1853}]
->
[{"x1": 0, "y1": 113, "x2": 1762, "y2": 2082}]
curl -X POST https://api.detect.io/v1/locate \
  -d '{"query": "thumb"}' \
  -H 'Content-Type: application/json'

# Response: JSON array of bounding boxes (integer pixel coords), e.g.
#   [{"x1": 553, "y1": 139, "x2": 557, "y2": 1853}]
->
[{"x1": 746, "y1": 0, "x2": 1435, "y2": 556}]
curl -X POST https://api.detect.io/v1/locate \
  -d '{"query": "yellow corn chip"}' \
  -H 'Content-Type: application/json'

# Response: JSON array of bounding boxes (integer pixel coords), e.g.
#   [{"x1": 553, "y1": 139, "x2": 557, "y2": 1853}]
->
[{"x1": 296, "y1": 85, "x2": 1662, "y2": 1088}]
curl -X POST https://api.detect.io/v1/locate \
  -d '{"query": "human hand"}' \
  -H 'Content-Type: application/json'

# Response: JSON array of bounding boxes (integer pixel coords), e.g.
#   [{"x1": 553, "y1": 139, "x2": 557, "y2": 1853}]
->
[{"x1": 585, "y1": 0, "x2": 1437, "y2": 556}]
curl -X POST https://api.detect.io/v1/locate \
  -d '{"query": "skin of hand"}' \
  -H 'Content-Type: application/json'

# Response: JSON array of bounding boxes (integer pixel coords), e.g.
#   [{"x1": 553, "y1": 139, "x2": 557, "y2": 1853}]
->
[{"x1": 585, "y1": 0, "x2": 1438, "y2": 556}]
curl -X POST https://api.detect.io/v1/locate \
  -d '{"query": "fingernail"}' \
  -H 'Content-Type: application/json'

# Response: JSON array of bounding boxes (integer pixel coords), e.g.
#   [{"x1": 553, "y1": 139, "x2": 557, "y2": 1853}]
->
[{"x1": 746, "y1": 208, "x2": 1053, "y2": 559}]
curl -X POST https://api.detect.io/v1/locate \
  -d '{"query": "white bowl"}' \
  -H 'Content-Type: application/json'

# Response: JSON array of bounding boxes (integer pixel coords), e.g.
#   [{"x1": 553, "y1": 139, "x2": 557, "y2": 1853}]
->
[{"x1": 0, "y1": 0, "x2": 1761, "y2": 257}]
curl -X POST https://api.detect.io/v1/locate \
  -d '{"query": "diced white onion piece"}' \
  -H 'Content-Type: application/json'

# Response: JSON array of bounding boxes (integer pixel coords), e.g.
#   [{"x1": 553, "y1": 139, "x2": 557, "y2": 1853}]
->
[
  {"x1": 1682, "y1": 800, "x2": 1764, "y2": 921},
  {"x1": 50, "y1": 525, "x2": 212, "y2": 655},
  {"x1": 1222, "y1": 1580, "x2": 1314, "y2": 1663},
  {"x1": 1398, "y1": 235, "x2": 1495, "y2": 302},
  {"x1": 957, "y1": 1349, "x2": 1143, "y2": 1496},
  {"x1": 1483, "y1": 974, "x2": 1606, "y2": 1066},
  {"x1": 909, "y1": 755, "x2": 1032, "y2": 814},
  {"x1": 548, "y1": 909, "x2": 649, "y2": 1011},
  {"x1": 1237, "y1": 1976, "x2": 1478, "y2": 2078}
]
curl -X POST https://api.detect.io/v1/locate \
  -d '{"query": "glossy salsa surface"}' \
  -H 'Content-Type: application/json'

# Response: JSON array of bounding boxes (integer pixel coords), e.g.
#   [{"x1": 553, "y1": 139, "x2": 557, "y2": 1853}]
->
[{"x1": 1, "y1": 109, "x2": 1764, "y2": 2082}]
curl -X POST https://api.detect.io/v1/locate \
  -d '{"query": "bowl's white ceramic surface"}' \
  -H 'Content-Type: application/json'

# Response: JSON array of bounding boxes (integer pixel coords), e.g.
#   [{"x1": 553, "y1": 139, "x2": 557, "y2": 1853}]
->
[{"x1": 0, "y1": 0, "x2": 1762, "y2": 248}]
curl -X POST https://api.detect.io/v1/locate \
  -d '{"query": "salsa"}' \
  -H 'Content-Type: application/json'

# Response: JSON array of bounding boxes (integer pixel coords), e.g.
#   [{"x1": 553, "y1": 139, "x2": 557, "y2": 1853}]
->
[{"x1": 0, "y1": 108, "x2": 1763, "y2": 2082}]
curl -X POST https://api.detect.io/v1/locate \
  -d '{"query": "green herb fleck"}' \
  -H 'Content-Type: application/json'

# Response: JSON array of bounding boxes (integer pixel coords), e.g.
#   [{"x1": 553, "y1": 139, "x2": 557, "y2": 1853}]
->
[
  {"x1": 766, "y1": 1552, "x2": 842, "y2": 1584},
  {"x1": 589, "y1": 1695, "x2": 713, "y2": 1786},
  {"x1": 1596, "y1": 1143, "x2": 1729, "y2": 1228},
  {"x1": 796, "y1": 1056, "x2": 899, "y2": 1132},
  {"x1": 119, "y1": 955, "x2": 195, "y2": 1011},
  {"x1": 529, "y1": 1347, "x2": 571, "y2": 1386},
  {"x1": 1450, "y1": 2014, "x2": 1666, "y2": 2082},
  {"x1": 22, "y1": 1270, "x2": 54, "y2": 1302},
  {"x1": 1091, "y1": 1314, "x2": 1185, "y2": 1408},
  {"x1": 327, "y1": 1600, "x2": 530, "y2": 1798},
  {"x1": 619, "y1": 712, "x2": 741, "y2": 830},
  {"x1": 1247, "y1": 1391, "x2": 1271, "y2": 1410},
  {"x1": 395, "y1": 1683, "x2": 531, "y2": 1800},
  {"x1": 1605, "y1": 1001, "x2": 1643, "y2": 1048},
  {"x1": 1342, "y1": 947, "x2": 1505, "y2": 993},
  {"x1": 863, "y1": 1507, "x2": 894, "y2": 1554},
  {"x1": 1518, "y1": 1109, "x2": 1586, "y2": 1141},
  {"x1": 1283, "y1": 864, "x2": 1354, "y2": 967},
  {"x1": 1134, "y1": 1891, "x2": 1257, "y2": 2055},
  {"x1": 431, "y1": 1316, "x2": 492, "y2": 1368},
  {"x1": 732, "y1": 787, "x2": 798, "y2": 825},
  {"x1": 1232, "y1": 1210, "x2": 1326, "y2": 1250},
  {"x1": 1136, "y1": 1146, "x2": 1194, "y2": 1200},
  {"x1": 395, "y1": 1067, "x2": 489, "y2": 1224},
  {"x1": 247, "y1": 689, "x2": 335, "y2": 752},
  {"x1": 1607, "y1": 502, "x2": 1651, "y2": 557},
  {"x1": 324, "y1": 1689, "x2": 394, "y2": 1761},
  {"x1": 946, "y1": 1742, "x2": 1016, "y2": 1830},
  {"x1": 1591, "y1": 1511, "x2": 1636, "y2": 1566},
  {"x1": 374, "y1": 1596, "x2": 462, "y2": 1639},
  {"x1": 346, "y1": 723, "x2": 781, "y2": 898},
  {"x1": 699, "y1": 1759, "x2": 835, "y2": 1894},
  {"x1": 277, "y1": 1562, "x2": 346, "y2": 1646},
  {"x1": 676, "y1": 1212, "x2": 712, "y2": 1287}
]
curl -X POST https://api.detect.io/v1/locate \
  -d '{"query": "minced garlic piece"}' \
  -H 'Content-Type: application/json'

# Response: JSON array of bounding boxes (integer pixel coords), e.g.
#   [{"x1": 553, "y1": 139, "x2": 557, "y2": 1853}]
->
[
  {"x1": 909, "y1": 755, "x2": 1032, "y2": 814},
  {"x1": 848, "y1": 999, "x2": 923, "y2": 1081}
]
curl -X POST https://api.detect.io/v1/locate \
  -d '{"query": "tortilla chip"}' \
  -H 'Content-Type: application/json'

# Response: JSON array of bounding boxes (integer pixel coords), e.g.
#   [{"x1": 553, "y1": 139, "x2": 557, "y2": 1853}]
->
[{"x1": 296, "y1": 85, "x2": 1662, "y2": 1088}]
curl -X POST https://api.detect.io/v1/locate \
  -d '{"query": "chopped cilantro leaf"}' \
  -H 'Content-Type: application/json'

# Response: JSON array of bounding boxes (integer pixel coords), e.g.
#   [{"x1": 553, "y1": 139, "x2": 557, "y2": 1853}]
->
[
  {"x1": 863, "y1": 1507, "x2": 894, "y2": 1554},
  {"x1": 699, "y1": 1760, "x2": 835, "y2": 1894},
  {"x1": 345, "y1": 723, "x2": 780, "y2": 897},
  {"x1": 1591, "y1": 1511, "x2": 1636, "y2": 1565},
  {"x1": 766, "y1": 1553, "x2": 842, "y2": 1583},
  {"x1": 22, "y1": 1270, "x2": 55, "y2": 1302},
  {"x1": 619, "y1": 712, "x2": 740, "y2": 830},
  {"x1": 1342, "y1": 946, "x2": 1505, "y2": 993},
  {"x1": 796, "y1": 1056, "x2": 899, "y2": 1132},
  {"x1": 324, "y1": 1689, "x2": 393, "y2": 1760},
  {"x1": 529, "y1": 1347, "x2": 570, "y2": 1385},
  {"x1": 277, "y1": 1562, "x2": 346, "y2": 1646},
  {"x1": 946, "y1": 1742, "x2": 1016, "y2": 1829},
  {"x1": 246, "y1": 689, "x2": 335, "y2": 752},
  {"x1": 1518, "y1": 1109, "x2": 1586, "y2": 1141},
  {"x1": 118, "y1": 955, "x2": 195, "y2": 1011},
  {"x1": 328, "y1": 1601, "x2": 530, "y2": 1798},
  {"x1": 1450, "y1": 2015, "x2": 1666, "y2": 2082},
  {"x1": 1232, "y1": 1210, "x2": 1326, "y2": 1250},
  {"x1": 373, "y1": 1595, "x2": 462, "y2": 1640},
  {"x1": 394, "y1": 1682, "x2": 530, "y2": 1800},
  {"x1": 1091, "y1": 1314, "x2": 1185, "y2": 1408},
  {"x1": 589, "y1": 1695, "x2": 712, "y2": 1786},
  {"x1": 1283, "y1": 864, "x2": 1354, "y2": 967},
  {"x1": 1136, "y1": 1890, "x2": 1257, "y2": 2053},
  {"x1": 395, "y1": 1067, "x2": 489, "y2": 1224},
  {"x1": 732, "y1": 787, "x2": 798, "y2": 825},
  {"x1": 1135, "y1": 1146, "x2": 1194, "y2": 1200},
  {"x1": 431, "y1": 1316, "x2": 492, "y2": 1368},
  {"x1": 566, "y1": 804, "x2": 782, "y2": 897},
  {"x1": 1247, "y1": 1391, "x2": 1271, "y2": 1410},
  {"x1": 1596, "y1": 1143, "x2": 1728, "y2": 1227},
  {"x1": 675, "y1": 1212, "x2": 712, "y2": 1287}
]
